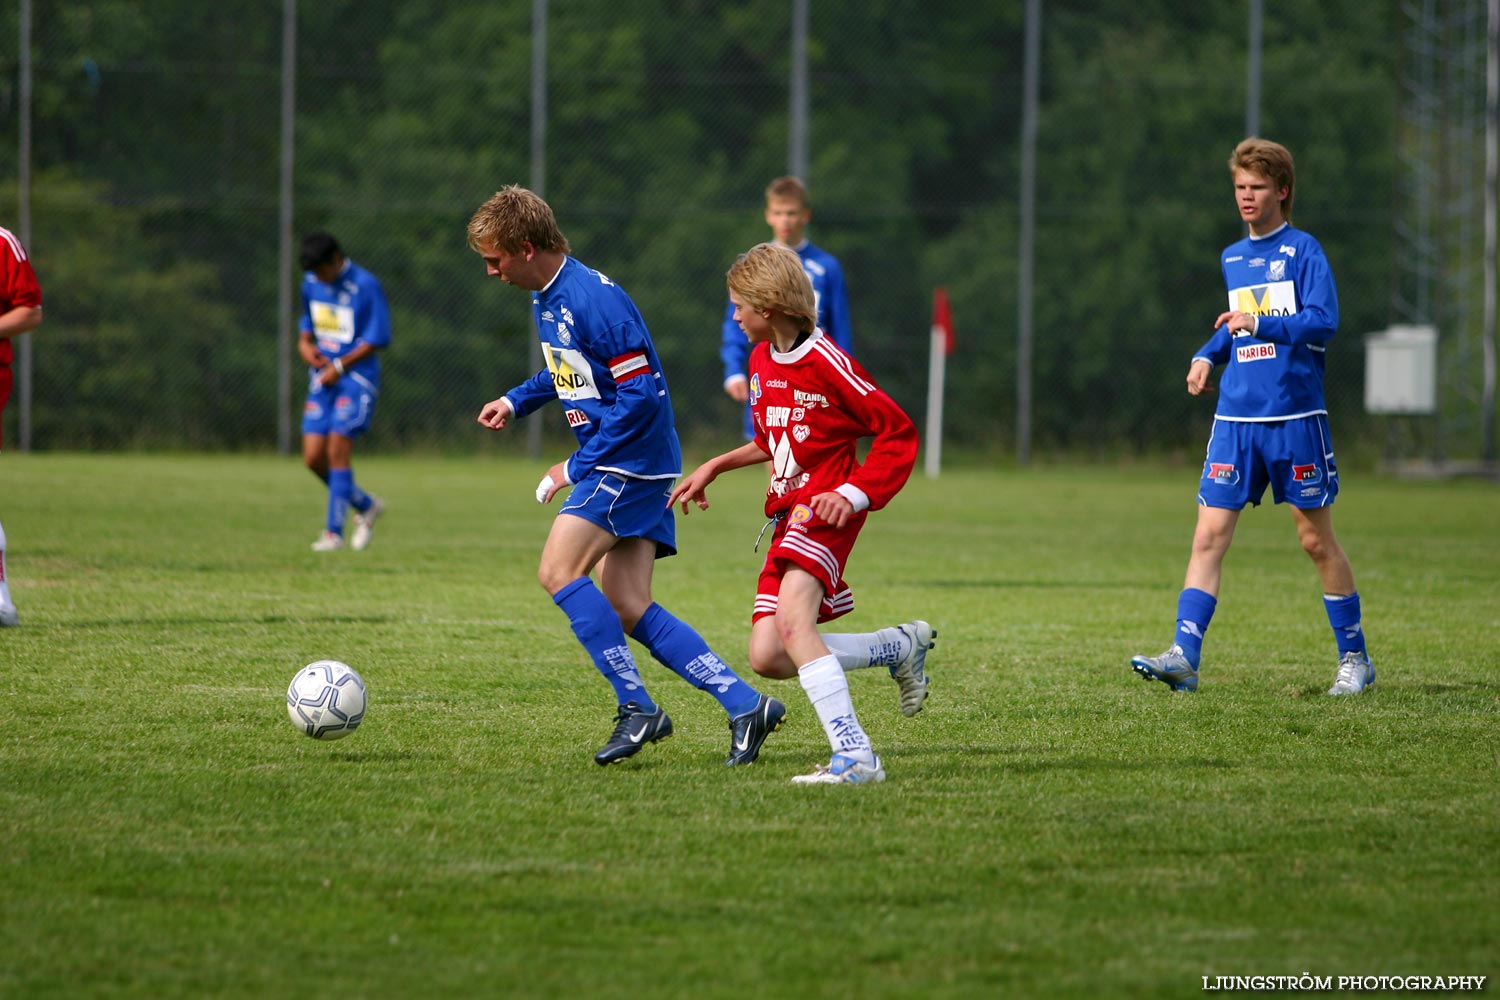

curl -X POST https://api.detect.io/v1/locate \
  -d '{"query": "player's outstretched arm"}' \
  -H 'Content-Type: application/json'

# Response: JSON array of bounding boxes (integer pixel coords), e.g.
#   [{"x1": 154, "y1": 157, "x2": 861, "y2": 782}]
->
[
  {"x1": 670, "y1": 441, "x2": 768, "y2": 513},
  {"x1": 670, "y1": 464, "x2": 719, "y2": 514},
  {"x1": 477, "y1": 396, "x2": 514, "y2": 430}
]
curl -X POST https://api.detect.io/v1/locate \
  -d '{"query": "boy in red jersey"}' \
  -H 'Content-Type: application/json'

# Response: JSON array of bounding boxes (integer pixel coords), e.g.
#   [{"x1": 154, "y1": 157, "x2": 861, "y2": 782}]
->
[
  {"x1": 0, "y1": 224, "x2": 45, "y2": 626},
  {"x1": 671, "y1": 243, "x2": 932, "y2": 785}
]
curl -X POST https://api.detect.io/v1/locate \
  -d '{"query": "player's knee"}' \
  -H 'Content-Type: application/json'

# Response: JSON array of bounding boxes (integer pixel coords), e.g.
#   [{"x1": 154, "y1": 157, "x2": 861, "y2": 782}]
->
[
  {"x1": 748, "y1": 647, "x2": 795, "y2": 679},
  {"x1": 772, "y1": 611, "x2": 815, "y2": 649},
  {"x1": 537, "y1": 564, "x2": 568, "y2": 595},
  {"x1": 1298, "y1": 529, "x2": 1335, "y2": 563},
  {"x1": 1191, "y1": 527, "x2": 1230, "y2": 558}
]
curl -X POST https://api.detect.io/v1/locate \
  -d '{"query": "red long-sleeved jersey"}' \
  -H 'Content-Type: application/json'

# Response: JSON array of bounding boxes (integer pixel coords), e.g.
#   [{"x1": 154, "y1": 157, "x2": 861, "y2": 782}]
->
[
  {"x1": 1, "y1": 227, "x2": 43, "y2": 367},
  {"x1": 748, "y1": 329, "x2": 917, "y2": 518}
]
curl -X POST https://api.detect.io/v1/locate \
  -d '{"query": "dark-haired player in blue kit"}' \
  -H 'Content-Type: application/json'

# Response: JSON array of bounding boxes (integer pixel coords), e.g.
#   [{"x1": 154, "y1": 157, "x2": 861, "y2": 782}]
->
[
  {"x1": 468, "y1": 186, "x2": 785, "y2": 767},
  {"x1": 720, "y1": 176, "x2": 852, "y2": 439},
  {"x1": 1130, "y1": 138, "x2": 1374, "y2": 697},
  {"x1": 298, "y1": 233, "x2": 390, "y2": 552}
]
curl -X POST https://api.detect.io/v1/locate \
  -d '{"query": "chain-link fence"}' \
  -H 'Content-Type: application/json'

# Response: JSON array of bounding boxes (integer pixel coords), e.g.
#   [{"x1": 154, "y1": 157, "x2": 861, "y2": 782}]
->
[{"x1": 3, "y1": 1, "x2": 1494, "y2": 463}]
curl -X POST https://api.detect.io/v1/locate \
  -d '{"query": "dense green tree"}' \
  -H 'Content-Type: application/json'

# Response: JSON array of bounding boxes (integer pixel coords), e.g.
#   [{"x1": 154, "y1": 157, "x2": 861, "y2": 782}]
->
[{"x1": 1, "y1": 2, "x2": 1406, "y2": 454}]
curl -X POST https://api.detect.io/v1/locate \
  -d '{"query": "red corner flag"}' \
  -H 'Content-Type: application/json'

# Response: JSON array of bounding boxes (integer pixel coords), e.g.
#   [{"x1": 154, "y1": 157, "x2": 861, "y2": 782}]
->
[{"x1": 931, "y1": 286, "x2": 955, "y2": 355}]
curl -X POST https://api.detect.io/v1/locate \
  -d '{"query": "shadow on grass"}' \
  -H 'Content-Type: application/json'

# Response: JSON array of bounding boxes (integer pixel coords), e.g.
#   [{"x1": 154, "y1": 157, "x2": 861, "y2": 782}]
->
[{"x1": 1288, "y1": 681, "x2": 1500, "y2": 699}]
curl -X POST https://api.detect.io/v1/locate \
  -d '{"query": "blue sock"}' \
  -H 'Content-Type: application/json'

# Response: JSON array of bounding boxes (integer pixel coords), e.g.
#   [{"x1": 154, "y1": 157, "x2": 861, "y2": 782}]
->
[
  {"x1": 348, "y1": 481, "x2": 372, "y2": 514},
  {"x1": 1323, "y1": 592, "x2": 1365, "y2": 657},
  {"x1": 326, "y1": 468, "x2": 353, "y2": 535},
  {"x1": 1174, "y1": 587, "x2": 1217, "y2": 668},
  {"x1": 554, "y1": 578, "x2": 654, "y2": 710},
  {"x1": 630, "y1": 603, "x2": 759, "y2": 717}
]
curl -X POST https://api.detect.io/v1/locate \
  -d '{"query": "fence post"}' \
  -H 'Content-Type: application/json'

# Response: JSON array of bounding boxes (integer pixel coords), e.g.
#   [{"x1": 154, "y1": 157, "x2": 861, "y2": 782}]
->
[{"x1": 276, "y1": 0, "x2": 298, "y2": 455}]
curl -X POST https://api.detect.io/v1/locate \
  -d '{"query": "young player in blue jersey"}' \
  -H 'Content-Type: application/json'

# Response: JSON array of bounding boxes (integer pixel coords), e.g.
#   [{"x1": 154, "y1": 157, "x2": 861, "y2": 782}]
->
[
  {"x1": 720, "y1": 177, "x2": 852, "y2": 439},
  {"x1": 468, "y1": 186, "x2": 786, "y2": 767},
  {"x1": 1130, "y1": 138, "x2": 1375, "y2": 696},
  {"x1": 298, "y1": 233, "x2": 389, "y2": 552}
]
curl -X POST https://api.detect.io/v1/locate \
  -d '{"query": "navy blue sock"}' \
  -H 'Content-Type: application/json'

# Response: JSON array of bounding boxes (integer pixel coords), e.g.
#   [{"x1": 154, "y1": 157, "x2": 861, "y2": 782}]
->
[
  {"x1": 630, "y1": 603, "x2": 759, "y2": 717},
  {"x1": 554, "y1": 578, "x2": 654, "y2": 710},
  {"x1": 326, "y1": 468, "x2": 353, "y2": 535},
  {"x1": 1323, "y1": 592, "x2": 1365, "y2": 657},
  {"x1": 1175, "y1": 587, "x2": 1217, "y2": 668}
]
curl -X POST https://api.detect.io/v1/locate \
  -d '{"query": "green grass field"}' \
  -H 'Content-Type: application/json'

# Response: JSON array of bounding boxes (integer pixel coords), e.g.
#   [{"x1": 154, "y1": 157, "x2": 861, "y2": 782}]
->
[{"x1": 1, "y1": 453, "x2": 1496, "y2": 999}]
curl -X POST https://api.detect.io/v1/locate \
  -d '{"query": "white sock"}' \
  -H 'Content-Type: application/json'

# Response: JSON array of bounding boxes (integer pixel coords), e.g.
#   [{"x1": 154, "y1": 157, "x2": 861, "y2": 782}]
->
[
  {"x1": 0, "y1": 518, "x2": 11, "y2": 607},
  {"x1": 823, "y1": 626, "x2": 909, "y2": 671},
  {"x1": 797, "y1": 654, "x2": 874, "y2": 764}
]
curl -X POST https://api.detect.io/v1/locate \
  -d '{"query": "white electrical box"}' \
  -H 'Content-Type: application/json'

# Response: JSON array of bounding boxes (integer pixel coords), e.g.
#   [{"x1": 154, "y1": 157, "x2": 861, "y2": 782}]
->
[{"x1": 1365, "y1": 325, "x2": 1437, "y2": 415}]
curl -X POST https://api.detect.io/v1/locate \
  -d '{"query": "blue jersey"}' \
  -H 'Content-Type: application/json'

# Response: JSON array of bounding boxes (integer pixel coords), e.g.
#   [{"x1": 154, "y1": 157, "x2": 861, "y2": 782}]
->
[
  {"x1": 300, "y1": 259, "x2": 392, "y2": 385},
  {"x1": 1193, "y1": 223, "x2": 1338, "y2": 421},
  {"x1": 503, "y1": 256, "x2": 682, "y2": 483},
  {"x1": 721, "y1": 240, "x2": 852, "y2": 383}
]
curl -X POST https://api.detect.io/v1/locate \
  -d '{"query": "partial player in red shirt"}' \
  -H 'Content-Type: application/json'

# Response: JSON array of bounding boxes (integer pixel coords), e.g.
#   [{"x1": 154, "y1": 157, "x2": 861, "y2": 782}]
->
[
  {"x1": 671, "y1": 242, "x2": 935, "y2": 785},
  {"x1": 0, "y1": 225, "x2": 45, "y2": 626}
]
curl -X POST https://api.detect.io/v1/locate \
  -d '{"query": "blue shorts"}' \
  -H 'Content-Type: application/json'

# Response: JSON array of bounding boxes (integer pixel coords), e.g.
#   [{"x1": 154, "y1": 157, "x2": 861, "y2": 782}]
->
[
  {"x1": 302, "y1": 376, "x2": 377, "y2": 439},
  {"x1": 1198, "y1": 415, "x2": 1339, "y2": 510},
  {"x1": 559, "y1": 470, "x2": 678, "y2": 558}
]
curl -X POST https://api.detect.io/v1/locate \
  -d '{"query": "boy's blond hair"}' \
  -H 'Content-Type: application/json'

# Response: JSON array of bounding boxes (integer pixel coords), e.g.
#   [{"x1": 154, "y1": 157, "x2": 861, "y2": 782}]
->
[
  {"x1": 467, "y1": 185, "x2": 572, "y2": 255},
  {"x1": 727, "y1": 242, "x2": 818, "y2": 333},
  {"x1": 1229, "y1": 137, "x2": 1296, "y2": 221},
  {"x1": 764, "y1": 175, "x2": 810, "y2": 209}
]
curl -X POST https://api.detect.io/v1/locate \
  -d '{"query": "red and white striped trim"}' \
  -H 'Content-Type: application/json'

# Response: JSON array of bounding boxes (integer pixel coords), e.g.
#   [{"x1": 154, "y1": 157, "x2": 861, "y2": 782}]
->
[
  {"x1": 811, "y1": 338, "x2": 875, "y2": 395},
  {"x1": 608, "y1": 350, "x2": 652, "y2": 382},
  {"x1": 779, "y1": 531, "x2": 843, "y2": 588},
  {"x1": 0, "y1": 227, "x2": 27, "y2": 262},
  {"x1": 822, "y1": 586, "x2": 854, "y2": 614}
]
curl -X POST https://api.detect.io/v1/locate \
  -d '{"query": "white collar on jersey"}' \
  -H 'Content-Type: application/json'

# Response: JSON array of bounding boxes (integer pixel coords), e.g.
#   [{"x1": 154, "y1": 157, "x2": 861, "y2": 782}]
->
[
  {"x1": 538, "y1": 256, "x2": 567, "y2": 292},
  {"x1": 1247, "y1": 221, "x2": 1290, "y2": 241},
  {"x1": 770, "y1": 327, "x2": 824, "y2": 364}
]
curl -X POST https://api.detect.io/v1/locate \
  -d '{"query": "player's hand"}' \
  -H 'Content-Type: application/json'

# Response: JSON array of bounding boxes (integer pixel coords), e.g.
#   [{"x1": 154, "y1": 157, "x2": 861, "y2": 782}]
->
[
  {"x1": 669, "y1": 464, "x2": 718, "y2": 514},
  {"x1": 809, "y1": 491, "x2": 854, "y2": 529},
  {"x1": 1214, "y1": 310, "x2": 1256, "y2": 336},
  {"x1": 315, "y1": 365, "x2": 341, "y2": 388},
  {"x1": 1186, "y1": 359, "x2": 1214, "y2": 396},
  {"x1": 477, "y1": 397, "x2": 513, "y2": 430},
  {"x1": 535, "y1": 461, "x2": 570, "y2": 504},
  {"x1": 724, "y1": 378, "x2": 749, "y2": 403}
]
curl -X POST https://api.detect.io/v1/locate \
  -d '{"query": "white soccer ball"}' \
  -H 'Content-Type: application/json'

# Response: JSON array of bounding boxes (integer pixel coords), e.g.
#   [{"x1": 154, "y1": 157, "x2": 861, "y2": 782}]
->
[{"x1": 286, "y1": 660, "x2": 367, "y2": 740}]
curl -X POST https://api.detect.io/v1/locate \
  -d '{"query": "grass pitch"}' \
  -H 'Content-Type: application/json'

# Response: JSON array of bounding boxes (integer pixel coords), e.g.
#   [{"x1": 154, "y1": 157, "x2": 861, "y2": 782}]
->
[{"x1": 1, "y1": 453, "x2": 1496, "y2": 998}]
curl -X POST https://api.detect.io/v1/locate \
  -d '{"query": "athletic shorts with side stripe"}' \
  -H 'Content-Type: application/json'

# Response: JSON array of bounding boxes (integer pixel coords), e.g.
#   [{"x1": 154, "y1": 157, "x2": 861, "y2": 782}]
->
[
  {"x1": 302, "y1": 376, "x2": 378, "y2": 439},
  {"x1": 1198, "y1": 414, "x2": 1340, "y2": 510},
  {"x1": 752, "y1": 502, "x2": 866, "y2": 625},
  {"x1": 558, "y1": 469, "x2": 678, "y2": 558}
]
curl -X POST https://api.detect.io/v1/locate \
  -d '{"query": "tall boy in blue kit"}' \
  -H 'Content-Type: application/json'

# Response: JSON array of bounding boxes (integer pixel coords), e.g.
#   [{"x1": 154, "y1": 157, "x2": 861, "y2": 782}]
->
[
  {"x1": 469, "y1": 186, "x2": 785, "y2": 766},
  {"x1": 720, "y1": 176, "x2": 852, "y2": 439},
  {"x1": 1130, "y1": 138, "x2": 1375, "y2": 696}
]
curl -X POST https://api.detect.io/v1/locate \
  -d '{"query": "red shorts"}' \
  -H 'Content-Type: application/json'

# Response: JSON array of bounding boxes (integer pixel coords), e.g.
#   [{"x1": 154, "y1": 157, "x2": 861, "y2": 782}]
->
[{"x1": 751, "y1": 502, "x2": 867, "y2": 625}]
